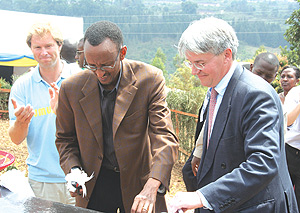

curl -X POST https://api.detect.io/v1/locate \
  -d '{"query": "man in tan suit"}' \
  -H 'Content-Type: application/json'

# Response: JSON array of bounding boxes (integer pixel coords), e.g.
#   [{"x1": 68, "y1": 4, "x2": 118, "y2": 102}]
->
[{"x1": 55, "y1": 21, "x2": 178, "y2": 213}]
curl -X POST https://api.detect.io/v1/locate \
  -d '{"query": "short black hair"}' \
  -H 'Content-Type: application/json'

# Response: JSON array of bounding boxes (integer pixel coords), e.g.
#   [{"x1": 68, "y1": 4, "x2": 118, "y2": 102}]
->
[
  {"x1": 253, "y1": 52, "x2": 280, "y2": 72},
  {"x1": 61, "y1": 39, "x2": 77, "y2": 63},
  {"x1": 84, "y1": 21, "x2": 123, "y2": 48}
]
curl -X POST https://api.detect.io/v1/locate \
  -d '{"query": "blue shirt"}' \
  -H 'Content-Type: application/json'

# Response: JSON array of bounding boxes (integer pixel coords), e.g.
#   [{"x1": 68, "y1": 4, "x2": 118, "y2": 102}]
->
[{"x1": 9, "y1": 61, "x2": 80, "y2": 183}]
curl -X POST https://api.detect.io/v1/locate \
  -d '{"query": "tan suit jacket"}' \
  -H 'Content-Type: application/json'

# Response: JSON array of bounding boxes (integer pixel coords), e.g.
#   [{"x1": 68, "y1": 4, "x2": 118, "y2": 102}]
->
[{"x1": 55, "y1": 59, "x2": 178, "y2": 212}]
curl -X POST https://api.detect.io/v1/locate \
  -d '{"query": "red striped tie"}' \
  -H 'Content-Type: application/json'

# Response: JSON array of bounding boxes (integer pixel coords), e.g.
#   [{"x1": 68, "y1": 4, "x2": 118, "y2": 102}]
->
[{"x1": 207, "y1": 88, "x2": 217, "y2": 148}]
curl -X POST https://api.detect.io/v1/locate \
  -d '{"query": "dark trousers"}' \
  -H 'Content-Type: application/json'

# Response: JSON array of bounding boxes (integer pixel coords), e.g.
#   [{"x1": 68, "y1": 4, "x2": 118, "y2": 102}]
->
[
  {"x1": 87, "y1": 167, "x2": 125, "y2": 213},
  {"x1": 182, "y1": 150, "x2": 198, "y2": 192},
  {"x1": 286, "y1": 143, "x2": 300, "y2": 210}
]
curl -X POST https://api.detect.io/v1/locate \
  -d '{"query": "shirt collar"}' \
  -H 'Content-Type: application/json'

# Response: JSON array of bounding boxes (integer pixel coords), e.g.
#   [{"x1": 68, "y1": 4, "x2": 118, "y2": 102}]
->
[
  {"x1": 32, "y1": 64, "x2": 43, "y2": 83},
  {"x1": 214, "y1": 60, "x2": 237, "y2": 96},
  {"x1": 32, "y1": 60, "x2": 67, "y2": 83}
]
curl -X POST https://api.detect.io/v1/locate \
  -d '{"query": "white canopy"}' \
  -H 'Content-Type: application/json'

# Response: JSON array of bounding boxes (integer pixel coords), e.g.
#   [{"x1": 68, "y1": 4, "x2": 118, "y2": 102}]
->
[{"x1": 0, "y1": 10, "x2": 84, "y2": 55}]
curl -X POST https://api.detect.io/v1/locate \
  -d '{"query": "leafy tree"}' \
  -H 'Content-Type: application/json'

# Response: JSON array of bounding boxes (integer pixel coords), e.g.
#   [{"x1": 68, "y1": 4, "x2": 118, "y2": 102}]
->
[
  {"x1": 168, "y1": 64, "x2": 201, "y2": 91},
  {"x1": 173, "y1": 53, "x2": 184, "y2": 69},
  {"x1": 154, "y1": 47, "x2": 166, "y2": 64},
  {"x1": 253, "y1": 45, "x2": 267, "y2": 58},
  {"x1": 181, "y1": 1, "x2": 198, "y2": 14},
  {"x1": 280, "y1": 46, "x2": 299, "y2": 66},
  {"x1": 166, "y1": 63, "x2": 207, "y2": 153},
  {"x1": 284, "y1": 0, "x2": 300, "y2": 65},
  {"x1": 151, "y1": 48, "x2": 168, "y2": 78}
]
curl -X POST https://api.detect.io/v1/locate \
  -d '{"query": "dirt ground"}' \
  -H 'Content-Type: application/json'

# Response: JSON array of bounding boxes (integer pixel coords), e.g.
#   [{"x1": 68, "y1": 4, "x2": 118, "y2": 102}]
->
[{"x1": 0, "y1": 119, "x2": 192, "y2": 209}]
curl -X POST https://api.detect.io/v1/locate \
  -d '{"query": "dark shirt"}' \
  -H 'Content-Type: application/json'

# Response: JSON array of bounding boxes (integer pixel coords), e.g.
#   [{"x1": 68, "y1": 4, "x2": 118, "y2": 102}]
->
[{"x1": 98, "y1": 67, "x2": 122, "y2": 172}]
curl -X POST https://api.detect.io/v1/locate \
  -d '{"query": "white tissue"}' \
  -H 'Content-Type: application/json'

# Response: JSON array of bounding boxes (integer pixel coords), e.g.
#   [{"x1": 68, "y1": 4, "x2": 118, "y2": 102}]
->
[
  {"x1": 65, "y1": 168, "x2": 94, "y2": 198},
  {"x1": 0, "y1": 169, "x2": 35, "y2": 198}
]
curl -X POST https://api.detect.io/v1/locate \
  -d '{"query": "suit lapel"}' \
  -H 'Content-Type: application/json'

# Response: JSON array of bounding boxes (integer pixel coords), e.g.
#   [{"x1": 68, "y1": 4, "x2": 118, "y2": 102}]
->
[
  {"x1": 79, "y1": 73, "x2": 104, "y2": 148},
  {"x1": 198, "y1": 65, "x2": 243, "y2": 183},
  {"x1": 113, "y1": 60, "x2": 138, "y2": 140}
]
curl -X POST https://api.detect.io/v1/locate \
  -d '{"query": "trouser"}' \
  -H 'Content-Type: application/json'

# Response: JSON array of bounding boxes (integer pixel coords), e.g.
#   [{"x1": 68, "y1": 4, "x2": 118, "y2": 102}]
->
[
  {"x1": 182, "y1": 150, "x2": 198, "y2": 192},
  {"x1": 28, "y1": 178, "x2": 75, "y2": 205},
  {"x1": 87, "y1": 166, "x2": 125, "y2": 213},
  {"x1": 286, "y1": 143, "x2": 300, "y2": 210}
]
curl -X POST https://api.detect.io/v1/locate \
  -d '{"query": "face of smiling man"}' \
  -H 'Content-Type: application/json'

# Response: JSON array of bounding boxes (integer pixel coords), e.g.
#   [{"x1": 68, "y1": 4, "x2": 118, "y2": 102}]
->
[
  {"x1": 185, "y1": 48, "x2": 233, "y2": 88},
  {"x1": 30, "y1": 32, "x2": 62, "y2": 69},
  {"x1": 84, "y1": 38, "x2": 127, "y2": 90}
]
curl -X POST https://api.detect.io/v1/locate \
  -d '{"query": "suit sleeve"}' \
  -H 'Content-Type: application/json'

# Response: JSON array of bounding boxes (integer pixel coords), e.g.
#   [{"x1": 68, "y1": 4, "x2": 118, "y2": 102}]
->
[
  {"x1": 55, "y1": 81, "x2": 81, "y2": 174},
  {"x1": 147, "y1": 69, "x2": 179, "y2": 189}
]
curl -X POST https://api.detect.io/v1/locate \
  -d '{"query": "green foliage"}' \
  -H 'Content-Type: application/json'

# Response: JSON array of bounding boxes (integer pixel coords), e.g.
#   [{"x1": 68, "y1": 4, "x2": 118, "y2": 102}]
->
[
  {"x1": 279, "y1": 46, "x2": 299, "y2": 66},
  {"x1": 181, "y1": 1, "x2": 198, "y2": 14},
  {"x1": 167, "y1": 87, "x2": 207, "y2": 153},
  {"x1": 2, "y1": 0, "x2": 299, "y2": 156},
  {"x1": 232, "y1": 18, "x2": 288, "y2": 48},
  {"x1": 166, "y1": 60, "x2": 207, "y2": 154},
  {"x1": 0, "y1": 77, "x2": 12, "y2": 89},
  {"x1": 168, "y1": 64, "x2": 202, "y2": 91},
  {"x1": 254, "y1": 45, "x2": 267, "y2": 57},
  {"x1": 284, "y1": 1, "x2": 300, "y2": 66},
  {"x1": 172, "y1": 53, "x2": 184, "y2": 69},
  {"x1": 271, "y1": 74, "x2": 283, "y2": 94},
  {"x1": 226, "y1": 0, "x2": 255, "y2": 13},
  {"x1": 151, "y1": 48, "x2": 168, "y2": 78},
  {"x1": 126, "y1": 37, "x2": 178, "y2": 75},
  {"x1": 152, "y1": 57, "x2": 167, "y2": 76},
  {"x1": 167, "y1": 87, "x2": 206, "y2": 115},
  {"x1": 0, "y1": 78, "x2": 11, "y2": 120},
  {"x1": 5, "y1": 165, "x2": 18, "y2": 172},
  {"x1": 0, "y1": 0, "x2": 292, "y2": 51}
]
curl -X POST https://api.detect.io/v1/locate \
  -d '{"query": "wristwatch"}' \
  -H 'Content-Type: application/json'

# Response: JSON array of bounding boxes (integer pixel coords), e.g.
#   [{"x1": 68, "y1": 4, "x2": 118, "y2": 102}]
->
[{"x1": 157, "y1": 184, "x2": 166, "y2": 195}]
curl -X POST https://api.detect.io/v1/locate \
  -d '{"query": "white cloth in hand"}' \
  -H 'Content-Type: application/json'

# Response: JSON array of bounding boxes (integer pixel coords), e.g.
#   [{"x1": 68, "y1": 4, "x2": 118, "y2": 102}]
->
[{"x1": 65, "y1": 168, "x2": 94, "y2": 198}]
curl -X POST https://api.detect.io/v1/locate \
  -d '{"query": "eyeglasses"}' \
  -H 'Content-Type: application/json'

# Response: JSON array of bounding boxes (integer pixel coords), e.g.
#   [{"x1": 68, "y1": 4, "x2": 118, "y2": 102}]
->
[
  {"x1": 184, "y1": 55, "x2": 217, "y2": 71},
  {"x1": 184, "y1": 61, "x2": 205, "y2": 70},
  {"x1": 76, "y1": 50, "x2": 84, "y2": 56},
  {"x1": 84, "y1": 48, "x2": 121, "y2": 72}
]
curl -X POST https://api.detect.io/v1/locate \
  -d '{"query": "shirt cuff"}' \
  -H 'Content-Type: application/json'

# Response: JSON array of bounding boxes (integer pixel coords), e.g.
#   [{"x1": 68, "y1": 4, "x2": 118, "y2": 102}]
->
[{"x1": 196, "y1": 190, "x2": 213, "y2": 210}]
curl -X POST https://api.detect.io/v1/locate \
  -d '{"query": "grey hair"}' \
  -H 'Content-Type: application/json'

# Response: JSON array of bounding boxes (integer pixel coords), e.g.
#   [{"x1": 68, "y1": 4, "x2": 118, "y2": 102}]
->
[{"x1": 178, "y1": 17, "x2": 239, "y2": 60}]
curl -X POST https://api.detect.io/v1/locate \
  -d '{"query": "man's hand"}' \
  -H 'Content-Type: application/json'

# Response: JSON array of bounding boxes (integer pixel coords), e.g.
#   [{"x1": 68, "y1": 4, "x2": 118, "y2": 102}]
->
[
  {"x1": 167, "y1": 191, "x2": 203, "y2": 213},
  {"x1": 191, "y1": 156, "x2": 200, "y2": 176},
  {"x1": 131, "y1": 178, "x2": 161, "y2": 213},
  {"x1": 49, "y1": 82, "x2": 59, "y2": 115},
  {"x1": 8, "y1": 98, "x2": 35, "y2": 145},
  {"x1": 65, "y1": 167, "x2": 94, "y2": 198},
  {"x1": 69, "y1": 181, "x2": 83, "y2": 197},
  {"x1": 11, "y1": 98, "x2": 34, "y2": 126}
]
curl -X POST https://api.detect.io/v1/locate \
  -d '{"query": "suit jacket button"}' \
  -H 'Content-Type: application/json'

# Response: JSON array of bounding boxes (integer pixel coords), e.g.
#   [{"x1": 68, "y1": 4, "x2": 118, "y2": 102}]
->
[{"x1": 221, "y1": 163, "x2": 226, "y2": 169}]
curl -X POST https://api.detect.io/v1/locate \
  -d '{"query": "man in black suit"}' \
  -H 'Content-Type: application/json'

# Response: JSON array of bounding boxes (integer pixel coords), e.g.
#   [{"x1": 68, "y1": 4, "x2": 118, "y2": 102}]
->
[{"x1": 168, "y1": 17, "x2": 298, "y2": 213}]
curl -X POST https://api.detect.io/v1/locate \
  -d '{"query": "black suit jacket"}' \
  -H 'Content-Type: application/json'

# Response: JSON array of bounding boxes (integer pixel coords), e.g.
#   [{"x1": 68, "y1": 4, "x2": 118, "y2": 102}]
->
[
  {"x1": 197, "y1": 64, "x2": 298, "y2": 212},
  {"x1": 182, "y1": 103, "x2": 207, "y2": 191}
]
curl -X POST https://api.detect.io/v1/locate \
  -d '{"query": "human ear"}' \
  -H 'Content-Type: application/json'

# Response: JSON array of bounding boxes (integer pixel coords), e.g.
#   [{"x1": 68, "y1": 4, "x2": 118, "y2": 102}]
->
[
  {"x1": 223, "y1": 48, "x2": 232, "y2": 64},
  {"x1": 120, "y1": 46, "x2": 127, "y2": 60}
]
